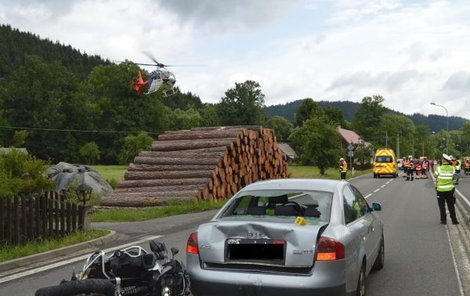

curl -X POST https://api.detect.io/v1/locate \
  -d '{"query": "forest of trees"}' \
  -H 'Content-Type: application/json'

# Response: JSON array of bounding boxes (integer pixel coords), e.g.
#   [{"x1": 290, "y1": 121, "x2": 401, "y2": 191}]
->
[{"x1": 1, "y1": 24, "x2": 470, "y2": 171}]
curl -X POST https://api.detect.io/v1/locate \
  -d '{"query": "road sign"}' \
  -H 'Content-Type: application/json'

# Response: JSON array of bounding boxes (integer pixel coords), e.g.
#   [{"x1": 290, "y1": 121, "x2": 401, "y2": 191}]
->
[
  {"x1": 347, "y1": 144, "x2": 354, "y2": 151},
  {"x1": 348, "y1": 151, "x2": 354, "y2": 157}
]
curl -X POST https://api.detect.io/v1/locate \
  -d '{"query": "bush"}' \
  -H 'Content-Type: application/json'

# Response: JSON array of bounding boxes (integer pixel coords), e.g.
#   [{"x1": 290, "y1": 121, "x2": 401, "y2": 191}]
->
[
  {"x1": 79, "y1": 142, "x2": 100, "y2": 165},
  {"x1": 0, "y1": 149, "x2": 55, "y2": 195},
  {"x1": 118, "y1": 133, "x2": 153, "y2": 164}
]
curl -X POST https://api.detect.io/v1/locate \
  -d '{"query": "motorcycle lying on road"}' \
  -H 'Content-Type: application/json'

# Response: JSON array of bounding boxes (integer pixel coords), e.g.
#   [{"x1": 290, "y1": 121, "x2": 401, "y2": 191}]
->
[{"x1": 35, "y1": 240, "x2": 191, "y2": 296}]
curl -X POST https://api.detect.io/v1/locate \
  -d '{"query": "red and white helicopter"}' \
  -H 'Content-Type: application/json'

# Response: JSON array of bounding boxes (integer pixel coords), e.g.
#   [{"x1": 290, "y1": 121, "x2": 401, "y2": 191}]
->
[{"x1": 132, "y1": 52, "x2": 177, "y2": 96}]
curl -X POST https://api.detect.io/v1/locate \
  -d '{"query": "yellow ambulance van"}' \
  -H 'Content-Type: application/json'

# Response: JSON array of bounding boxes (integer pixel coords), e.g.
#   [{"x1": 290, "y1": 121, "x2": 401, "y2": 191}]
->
[{"x1": 373, "y1": 148, "x2": 398, "y2": 178}]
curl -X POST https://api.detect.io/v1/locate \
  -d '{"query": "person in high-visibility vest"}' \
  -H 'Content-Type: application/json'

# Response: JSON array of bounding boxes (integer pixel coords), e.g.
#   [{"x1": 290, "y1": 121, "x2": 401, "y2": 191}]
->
[
  {"x1": 464, "y1": 157, "x2": 470, "y2": 175},
  {"x1": 339, "y1": 157, "x2": 348, "y2": 180},
  {"x1": 433, "y1": 154, "x2": 459, "y2": 225},
  {"x1": 405, "y1": 155, "x2": 414, "y2": 181},
  {"x1": 454, "y1": 156, "x2": 461, "y2": 185}
]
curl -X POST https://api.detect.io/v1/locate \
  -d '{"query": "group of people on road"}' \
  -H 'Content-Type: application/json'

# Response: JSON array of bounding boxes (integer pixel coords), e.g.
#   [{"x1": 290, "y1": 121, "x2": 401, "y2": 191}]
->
[
  {"x1": 337, "y1": 153, "x2": 461, "y2": 225},
  {"x1": 402, "y1": 155, "x2": 431, "y2": 181}
]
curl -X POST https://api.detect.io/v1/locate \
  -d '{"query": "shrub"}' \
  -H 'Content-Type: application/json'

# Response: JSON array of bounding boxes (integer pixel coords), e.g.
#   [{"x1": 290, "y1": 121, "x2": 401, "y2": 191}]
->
[
  {"x1": 79, "y1": 142, "x2": 100, "y2": 165},
  {"x1": 0, "y1": 149, "x2": 55, "y2": 195}
]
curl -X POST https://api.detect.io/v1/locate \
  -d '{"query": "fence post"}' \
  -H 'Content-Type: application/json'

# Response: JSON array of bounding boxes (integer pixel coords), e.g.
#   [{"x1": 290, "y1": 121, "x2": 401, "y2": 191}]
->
[
  {"x1": 41, "y1": 194, "x2": 47, "y2": 238},
  {"x1": 14, "y1": 195, "x2": 20, "y2": 245}
]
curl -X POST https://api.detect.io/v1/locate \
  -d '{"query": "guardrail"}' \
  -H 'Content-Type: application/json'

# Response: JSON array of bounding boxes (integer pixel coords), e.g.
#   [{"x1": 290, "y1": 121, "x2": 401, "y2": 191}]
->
[{"x1": 455, "y1": 189, "x2": 470, "y2": 226}]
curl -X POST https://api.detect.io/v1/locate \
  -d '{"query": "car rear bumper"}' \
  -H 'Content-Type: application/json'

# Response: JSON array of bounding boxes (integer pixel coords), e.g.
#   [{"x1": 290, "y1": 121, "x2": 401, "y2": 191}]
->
[{"x1": 187, "y1": 255, "x2": 349, "y2": 296}]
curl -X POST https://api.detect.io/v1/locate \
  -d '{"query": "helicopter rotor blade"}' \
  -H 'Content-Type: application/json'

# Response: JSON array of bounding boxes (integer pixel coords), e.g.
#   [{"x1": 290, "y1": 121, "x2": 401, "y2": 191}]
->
[
  {"x1": 141, "y1": 51, "x2": 206, "y2": 67},
  {"x1": 143, "y1": 51, "x2": 166, "y2": 67}
]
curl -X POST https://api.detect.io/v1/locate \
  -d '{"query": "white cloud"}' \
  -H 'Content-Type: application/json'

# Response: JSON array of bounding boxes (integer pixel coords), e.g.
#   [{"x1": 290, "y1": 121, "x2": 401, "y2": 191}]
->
[{"x1": 1, "y1": 0, "x2": 470, "y2": 119}]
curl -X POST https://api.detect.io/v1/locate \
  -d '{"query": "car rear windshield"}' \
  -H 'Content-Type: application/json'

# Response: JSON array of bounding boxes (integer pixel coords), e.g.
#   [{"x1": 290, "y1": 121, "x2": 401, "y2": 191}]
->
[
  {"x1": 375, "y1": 156, "x2": 393, "y2": 163},
  {"x1": 221, "y1": 190, "x2": 333, "y2": 223}
]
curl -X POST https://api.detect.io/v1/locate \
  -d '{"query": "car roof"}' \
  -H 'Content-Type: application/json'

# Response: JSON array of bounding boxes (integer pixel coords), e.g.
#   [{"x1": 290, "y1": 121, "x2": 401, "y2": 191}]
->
[{"x1": 239, "y1": 178, "x2": 344, "y2": 193}]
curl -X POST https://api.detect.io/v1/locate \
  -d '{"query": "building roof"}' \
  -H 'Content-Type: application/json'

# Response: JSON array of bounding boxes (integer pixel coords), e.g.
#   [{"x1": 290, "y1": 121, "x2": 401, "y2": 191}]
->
[
  {"x1": 0, "y1": 148, "x2": 28, "y2": 155},
  {"x1": 277, "y1": 142, "x2": 297, "y2": 159},
  {"x1": 336, "y1": 127, "x2": 370, "y2": 146}
]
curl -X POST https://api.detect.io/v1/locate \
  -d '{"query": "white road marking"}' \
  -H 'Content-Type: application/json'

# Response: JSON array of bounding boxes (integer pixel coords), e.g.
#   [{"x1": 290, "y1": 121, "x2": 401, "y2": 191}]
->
[
  {"x1": 366, "y1": 179, "x2": 394, "y2": 199},
  {"x1": 456, "y1": 188, "x2": 470, "y2": 209},
  {"x1": 0, "y1": 235, "x2": 163, "y2": 284},
  {"x1": 446, "y1": 226, "x2": 465, "y2": 296}
]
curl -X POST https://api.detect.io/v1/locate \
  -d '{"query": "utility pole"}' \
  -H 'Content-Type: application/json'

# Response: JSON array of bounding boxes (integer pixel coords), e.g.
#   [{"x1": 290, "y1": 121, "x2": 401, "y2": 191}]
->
[
  {"x1": 430, "y1": 102, "x2": 449, "y2": 154},
  {"x1": 396, "y1": 133, "x2": 400, "y2": 159},
  {"x1": 385, "y1": 130, "x2": 388, "y2": 147}
]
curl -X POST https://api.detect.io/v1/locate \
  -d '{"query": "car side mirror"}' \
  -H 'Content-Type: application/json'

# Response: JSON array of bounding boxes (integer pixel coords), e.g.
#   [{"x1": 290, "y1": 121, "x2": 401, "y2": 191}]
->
[{"x1": 372, "y1": 202, "x2": 382, "y2": 211}]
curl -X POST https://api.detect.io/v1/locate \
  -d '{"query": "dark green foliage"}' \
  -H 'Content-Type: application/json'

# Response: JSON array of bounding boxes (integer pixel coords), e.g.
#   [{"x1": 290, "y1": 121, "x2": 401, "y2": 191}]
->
[
  {"x1": 289, "y1": 117, "x2": 341, "y2": 175},
  {"x1": 352, "y1": 96, "x2": 387, "y2": 143},
  {"x1": 0, "y1": 149, "x2": 55, "y2": 195},
  {"x1": 118, "y1": 132, "x2": 154, "y2": 164},
  {"x1": 160, "y1": 88, "x2": 203, "y2": 110},
  {"x1": 323, "y1": 107, "x2": 346, "y2": 127},
  {"x1": 266, "y1": 99, "x2": 467, "y2": 132},
  {"x1": 217, "y1": 80, "x2": 265, "y2": 125},
  {"x1": 170, "y1": 108, "x2": 202, "y2": 130},
  {"x1": 199, "y1": 104, "x2": 220, "y2": 127},
  {"x1": 265, "y1": 100, "x2": 303, "y2": 122},
  {"x1": 0, "y1": 24, "x2": 107, "y2": 79},
  {"x1": 294, "y1": 98, "x2": 323, "y2": 127},
  {"x1": 263, "y1": 115, "x2": 293, "y2": 141},
  {"x1": 79, "y1": 142, "x2": 100, "y2": 165},
  {"x1": 12, "y1": 130, "x2": 29, "y2": 147}
]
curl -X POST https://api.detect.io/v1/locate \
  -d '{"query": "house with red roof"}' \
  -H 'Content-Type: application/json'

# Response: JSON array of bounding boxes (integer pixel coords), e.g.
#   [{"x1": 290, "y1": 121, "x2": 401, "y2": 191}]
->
[{"x1": 336, "y1": 127, "x2": 371, "y2": 149}]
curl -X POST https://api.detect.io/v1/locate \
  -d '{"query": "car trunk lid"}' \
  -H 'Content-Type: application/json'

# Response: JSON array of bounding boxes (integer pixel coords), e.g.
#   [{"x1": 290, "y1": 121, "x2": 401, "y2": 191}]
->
[{"x1": 197, "y1": 219, "x2": 327, "y2": 268}]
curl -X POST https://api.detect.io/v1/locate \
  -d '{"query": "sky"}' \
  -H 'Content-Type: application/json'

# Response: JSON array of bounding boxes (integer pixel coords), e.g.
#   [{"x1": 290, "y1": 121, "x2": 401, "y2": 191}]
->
[{"x1": 1, "y1": 0, "x2": 470, "y2": 119}]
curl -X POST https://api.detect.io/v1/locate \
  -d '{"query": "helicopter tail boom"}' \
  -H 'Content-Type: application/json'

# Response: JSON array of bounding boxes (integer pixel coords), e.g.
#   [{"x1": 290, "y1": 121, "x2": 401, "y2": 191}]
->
[{"x1": 131, "y1": 71, "x2": 148, "y2": 95}]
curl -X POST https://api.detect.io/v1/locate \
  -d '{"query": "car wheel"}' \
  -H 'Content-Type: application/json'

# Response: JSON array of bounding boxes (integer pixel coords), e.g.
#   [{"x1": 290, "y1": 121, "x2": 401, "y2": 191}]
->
[
  {"x1": 356, "y1": 262, "x2": 366, "y2": 296},
  {"x1": 373, "y1": 236, "x2": 384, "y2": 271}
]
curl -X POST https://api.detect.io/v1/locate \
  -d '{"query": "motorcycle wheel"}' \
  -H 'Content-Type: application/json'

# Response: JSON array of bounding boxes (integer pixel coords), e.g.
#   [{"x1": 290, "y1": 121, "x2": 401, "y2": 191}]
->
[{"x1": 35, "y1": 279, "x2": 115, "y2": 296}]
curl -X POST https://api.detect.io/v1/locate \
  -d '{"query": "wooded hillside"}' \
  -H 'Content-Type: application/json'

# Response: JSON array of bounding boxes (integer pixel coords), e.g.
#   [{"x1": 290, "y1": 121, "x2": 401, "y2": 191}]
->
[{"x1": 0, "y1": 24, "x2": 107, "y2": 79}]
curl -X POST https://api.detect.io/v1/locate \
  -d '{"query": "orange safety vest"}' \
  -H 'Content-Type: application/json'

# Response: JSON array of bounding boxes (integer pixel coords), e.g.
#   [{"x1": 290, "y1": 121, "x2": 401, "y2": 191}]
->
[
  {"x1": 415, "y1": 162, "x2": 422, "y2": 170},
  {"x1": 340, "y1": 161, "x2": 348, "y2": 172}
]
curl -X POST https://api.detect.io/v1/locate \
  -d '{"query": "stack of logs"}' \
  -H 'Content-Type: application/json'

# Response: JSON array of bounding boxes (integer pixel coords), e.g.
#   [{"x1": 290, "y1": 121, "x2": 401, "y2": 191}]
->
[{"x1": 101, "y1": 126, "x2": 289, "y2": 207}]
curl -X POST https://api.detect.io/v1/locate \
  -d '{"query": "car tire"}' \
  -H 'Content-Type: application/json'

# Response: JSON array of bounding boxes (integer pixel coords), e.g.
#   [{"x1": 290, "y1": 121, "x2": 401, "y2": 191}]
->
[
  {"x1": 373, "y1": 236, "x2": 384, "y2": 271},
  {"x1": 35, "y1": 279, "x2": 115, "y2": 296},
  {"x1": 356, "y1": 262, "x2": 366, "y2": 296}
]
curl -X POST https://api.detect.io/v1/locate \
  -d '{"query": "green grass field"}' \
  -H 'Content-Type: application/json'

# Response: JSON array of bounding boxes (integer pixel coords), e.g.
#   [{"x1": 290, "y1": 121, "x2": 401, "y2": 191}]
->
[
  {"x1": 91, "y1": 164, "x2": 371, "y2": 183},
  {"x1": 0, "y1": 230, "x2": 109, "y2": 263},
  {"x1": 288, "y1": 165, "x2": 371, "y2": 179},
  {"x1": 91, "y1": 165, "x2": 128, "y2": 182}
]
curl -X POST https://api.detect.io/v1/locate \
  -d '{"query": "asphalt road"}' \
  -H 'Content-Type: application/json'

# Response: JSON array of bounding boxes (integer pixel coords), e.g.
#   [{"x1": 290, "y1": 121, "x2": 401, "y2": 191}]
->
[{"x1": 0, "y1": 173, "x2": 467, "y2": 295}]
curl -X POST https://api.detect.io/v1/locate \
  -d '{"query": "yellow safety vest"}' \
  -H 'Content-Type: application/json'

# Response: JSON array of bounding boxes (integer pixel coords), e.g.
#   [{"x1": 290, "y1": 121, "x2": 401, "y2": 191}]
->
[{"x1": 434, "y1": 164, "x2": 455, "y2": 192}]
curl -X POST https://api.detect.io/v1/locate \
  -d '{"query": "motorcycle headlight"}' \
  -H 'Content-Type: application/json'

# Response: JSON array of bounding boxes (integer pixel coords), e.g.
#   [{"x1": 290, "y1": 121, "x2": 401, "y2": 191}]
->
[{"x1": 162, "y1": 286, "x2": 171, "y2": 296}]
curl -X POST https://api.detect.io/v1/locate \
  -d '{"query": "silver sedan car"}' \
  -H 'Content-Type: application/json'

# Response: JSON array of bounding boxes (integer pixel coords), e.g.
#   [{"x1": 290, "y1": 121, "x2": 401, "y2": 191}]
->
[{"x1": 186, "y1": 179, "x2": 384, "y2": 296}]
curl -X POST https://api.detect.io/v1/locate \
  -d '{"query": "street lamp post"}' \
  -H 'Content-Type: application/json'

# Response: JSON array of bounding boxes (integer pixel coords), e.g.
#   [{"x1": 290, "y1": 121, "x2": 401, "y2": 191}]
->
[{"x1": 430, "y1": 102, "x2": 449, "y2": 153}]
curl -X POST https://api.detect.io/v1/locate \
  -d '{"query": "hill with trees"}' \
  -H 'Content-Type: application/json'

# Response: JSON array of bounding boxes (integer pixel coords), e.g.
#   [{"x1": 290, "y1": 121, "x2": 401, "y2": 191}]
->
[
  {"x1": 266, "y1": 99, "x2": 468, "y2": 132},
  {"x1": 0, "y1": 24, "x2": 107, "y2": 79}
]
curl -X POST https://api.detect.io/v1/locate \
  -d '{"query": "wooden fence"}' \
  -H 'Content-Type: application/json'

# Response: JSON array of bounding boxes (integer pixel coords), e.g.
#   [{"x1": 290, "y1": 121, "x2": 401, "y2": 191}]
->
[{"x1": 0, "y1": 192, "x2": 85, "y2": 246}]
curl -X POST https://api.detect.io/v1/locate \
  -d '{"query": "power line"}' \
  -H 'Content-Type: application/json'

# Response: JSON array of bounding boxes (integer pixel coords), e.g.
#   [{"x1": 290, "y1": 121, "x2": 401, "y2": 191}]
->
[{"x1": 0, "y1": 125, "x2": 159, "y2": 135}]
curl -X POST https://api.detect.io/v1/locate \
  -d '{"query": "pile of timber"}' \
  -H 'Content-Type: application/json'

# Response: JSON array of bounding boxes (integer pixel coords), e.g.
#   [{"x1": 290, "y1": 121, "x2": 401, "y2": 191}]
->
[{"x1": 101, "y1": 126, "x2": 289, "y2": 207}]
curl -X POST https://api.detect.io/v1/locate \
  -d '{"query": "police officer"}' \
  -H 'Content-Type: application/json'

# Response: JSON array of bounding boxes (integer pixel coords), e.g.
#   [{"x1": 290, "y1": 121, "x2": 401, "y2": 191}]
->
[
  {"x1": 434, "y1": 154, "x2": 459, "y2": 225},
  {"x1": 339, "y1": 157, "x2": 348, "y2": 180}
]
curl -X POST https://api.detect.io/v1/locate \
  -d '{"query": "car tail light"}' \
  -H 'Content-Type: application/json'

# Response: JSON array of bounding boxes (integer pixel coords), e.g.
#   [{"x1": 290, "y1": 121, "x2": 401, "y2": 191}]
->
[
  {"x1": 315, "y1": 236, "x2": 345, "y2": 261},
  {"x1": 186, "y1": 231, "x2": 199, "y2": 255}
]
